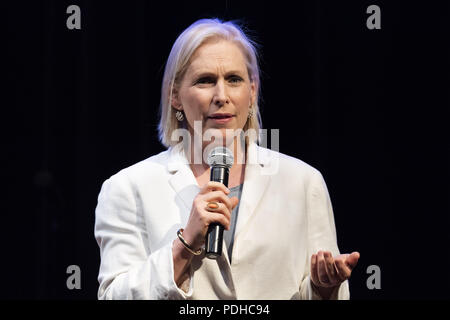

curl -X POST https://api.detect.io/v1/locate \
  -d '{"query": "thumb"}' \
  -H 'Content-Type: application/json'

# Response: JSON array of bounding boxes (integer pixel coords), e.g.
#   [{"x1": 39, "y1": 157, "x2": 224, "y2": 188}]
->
[
  {"x1": 345, "y1": 251, "x2": 360, "y2": 269},
  {"x1": 230, "y1": 196, "x2": 239, "y2": 209}
]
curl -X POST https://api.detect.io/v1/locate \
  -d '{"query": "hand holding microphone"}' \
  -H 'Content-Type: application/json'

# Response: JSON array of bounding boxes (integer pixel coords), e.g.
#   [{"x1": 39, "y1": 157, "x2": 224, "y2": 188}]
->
[{"x1": 181, "y1": 147, "x2": 239, "y2": 258}]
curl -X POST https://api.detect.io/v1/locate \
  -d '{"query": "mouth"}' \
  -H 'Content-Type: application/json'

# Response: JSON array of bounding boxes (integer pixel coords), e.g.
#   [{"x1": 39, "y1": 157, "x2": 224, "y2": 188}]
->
[
  {"x1": 208, "y1": 113, "x2": 235, "y2": 120},
  {"x1": 207, "y1": 113, "x2": 235, "y2": 124}
]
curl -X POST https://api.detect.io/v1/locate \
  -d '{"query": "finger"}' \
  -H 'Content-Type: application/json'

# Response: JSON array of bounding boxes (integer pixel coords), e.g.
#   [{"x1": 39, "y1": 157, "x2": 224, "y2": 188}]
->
[
  {"x1": 324, "y1": 251, "x2": 338, "y2": 283},
  {"x1": 203, "y1": 191, "x2": 233, "y2": 212},
  {"x1": 204, "y1": 201, "x2": 222, "y2": 212},
  {"x1": 229, "y1": 196, "x2": 239, "y2": 209},
  {"x1": 207, "y1": 211, "x2": 231, "y2": 230},
  {"x1": 345, "y1": 251, "x2": 360, "y2": 270},
  {"x1": 200, "y1": 181, "x2": 230, "y2": 195},
  {"x1": 310, "y1": 254, "x2": 319, "y2": 285},
  {"x1": 335, "y1": 258, "x2": 351, "y2": 280},
  {"x1": 203, "y1": 201, "x2": 231, "y2": 223},
  {"x1": 317, "y1": 251, "x2": 331, "y2": 286}
]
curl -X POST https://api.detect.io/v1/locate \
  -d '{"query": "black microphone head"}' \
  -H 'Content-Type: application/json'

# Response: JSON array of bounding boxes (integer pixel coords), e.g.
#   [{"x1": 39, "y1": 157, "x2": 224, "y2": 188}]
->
[{"x1": 207, "y1": 147, "x2": 234, "y2": 169}]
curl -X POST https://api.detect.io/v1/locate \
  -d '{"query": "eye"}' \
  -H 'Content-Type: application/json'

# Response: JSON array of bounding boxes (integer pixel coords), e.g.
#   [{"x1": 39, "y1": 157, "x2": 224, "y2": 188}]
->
[
  {"x1": 195, "y1": 77, "x2": 215, "y2": 85},
  {"x1": 228, "y1": 76, "x2": 243, "y2": 83}
]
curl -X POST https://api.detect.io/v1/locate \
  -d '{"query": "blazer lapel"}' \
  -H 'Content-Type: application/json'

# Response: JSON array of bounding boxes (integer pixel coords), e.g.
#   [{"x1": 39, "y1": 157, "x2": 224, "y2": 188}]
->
[
  {"x1": 233, "y1": 142, "x2": 272, "y2": 242},
  {"x1": 167, "y1": 146, "x2": 200, "y2": 225}
]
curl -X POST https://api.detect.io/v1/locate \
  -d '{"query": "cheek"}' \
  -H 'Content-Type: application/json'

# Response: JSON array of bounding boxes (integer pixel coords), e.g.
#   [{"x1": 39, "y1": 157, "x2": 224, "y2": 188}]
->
[
  {"x1": 234, "y1": 85, "x2": 252, "y2": 102},
  {"x1": 183, "y1": 90, "x2": 211, "y2": 119},
  {"x1": 233, "y1": 89, "x2": 251, "y2": 113}
]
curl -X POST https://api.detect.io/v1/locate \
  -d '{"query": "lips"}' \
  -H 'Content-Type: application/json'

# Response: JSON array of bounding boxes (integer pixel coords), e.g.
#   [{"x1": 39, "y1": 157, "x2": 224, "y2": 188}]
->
[{"x1": 208, "y1": 113, "x2": 234, "y2": 119}]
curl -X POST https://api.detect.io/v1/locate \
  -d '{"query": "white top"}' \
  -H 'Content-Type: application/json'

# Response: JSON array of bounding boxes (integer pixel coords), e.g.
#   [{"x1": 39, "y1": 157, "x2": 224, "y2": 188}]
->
[{"x1": 94, "y1": 142, "x2": 350, "y2": 300}]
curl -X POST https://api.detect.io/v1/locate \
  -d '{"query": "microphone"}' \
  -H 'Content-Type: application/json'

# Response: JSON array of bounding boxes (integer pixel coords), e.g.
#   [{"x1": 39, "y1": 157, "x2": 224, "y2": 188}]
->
[{"x1": 205, "y1": 146, "x2": 234, "y2": 259}]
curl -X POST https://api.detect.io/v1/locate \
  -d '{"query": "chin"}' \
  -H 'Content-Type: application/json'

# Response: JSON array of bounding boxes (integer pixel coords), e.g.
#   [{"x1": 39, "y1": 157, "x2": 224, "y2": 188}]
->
[{"x1": 204, "y1": 127, "x2": 244, "y2": 147}]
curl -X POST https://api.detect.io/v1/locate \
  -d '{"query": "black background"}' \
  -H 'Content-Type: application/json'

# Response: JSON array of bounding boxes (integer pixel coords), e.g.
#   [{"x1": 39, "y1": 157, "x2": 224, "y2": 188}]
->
[{"x1": 3, "y1": 0, "x2": 449, "y2": 300}]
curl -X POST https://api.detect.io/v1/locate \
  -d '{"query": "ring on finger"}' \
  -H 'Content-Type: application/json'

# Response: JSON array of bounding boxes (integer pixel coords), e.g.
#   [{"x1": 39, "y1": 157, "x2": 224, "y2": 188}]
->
[{"x1": 205, "y1": 201, "x2": 220, "y2": 212}]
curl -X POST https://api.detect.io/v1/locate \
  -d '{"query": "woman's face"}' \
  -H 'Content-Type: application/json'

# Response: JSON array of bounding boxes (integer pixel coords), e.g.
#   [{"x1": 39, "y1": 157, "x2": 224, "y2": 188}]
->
[{"x1": 172, "y1": 39, "x2": 256, "y2": 146}]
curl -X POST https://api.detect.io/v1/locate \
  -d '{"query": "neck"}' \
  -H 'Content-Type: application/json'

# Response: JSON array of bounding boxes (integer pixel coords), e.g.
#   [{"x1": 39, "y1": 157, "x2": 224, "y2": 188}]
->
[{"x1": 186, "y1": 135, "x2": 248, "y2": 184}]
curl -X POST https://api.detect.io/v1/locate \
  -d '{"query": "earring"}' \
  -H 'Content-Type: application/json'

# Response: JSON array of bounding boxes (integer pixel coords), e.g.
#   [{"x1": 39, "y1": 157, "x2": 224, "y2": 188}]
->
[
  {"x1": 248, "y1": 107, "x2": 254, "y2": 119},
  {"x1": 175, "y1": 110, "x2": 184, "y2": 121}
]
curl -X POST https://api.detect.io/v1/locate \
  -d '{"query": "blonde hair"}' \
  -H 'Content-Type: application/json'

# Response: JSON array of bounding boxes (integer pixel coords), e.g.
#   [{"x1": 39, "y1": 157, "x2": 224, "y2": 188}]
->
[{"x1": 158, "y1": 18, "x2": 263, "y2": 148}]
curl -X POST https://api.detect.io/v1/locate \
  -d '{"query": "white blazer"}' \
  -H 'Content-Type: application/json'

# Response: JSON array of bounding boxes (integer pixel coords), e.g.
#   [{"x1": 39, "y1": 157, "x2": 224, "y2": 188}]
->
[{"x1": 94, "y1": 142, "x2": 350, "y2": 300}]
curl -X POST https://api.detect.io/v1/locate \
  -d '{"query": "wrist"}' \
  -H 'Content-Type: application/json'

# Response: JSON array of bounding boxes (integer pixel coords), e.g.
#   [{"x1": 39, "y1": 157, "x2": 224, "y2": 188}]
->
[
  {"x1": 172, "y1": 239, "x2": 193, "y2": 288},
  {"x1": 173, "y1": 238, "x2": 195, "y2": 260},
  {"x1": 311, "y1": 280, "x2": 339, "y2": 300},
  {"x1": 177, "y1": 228, "x2": 203, "y2": 256},
  {"x1": 180, "y1": 228, "x2": 203, "y2": 252}
]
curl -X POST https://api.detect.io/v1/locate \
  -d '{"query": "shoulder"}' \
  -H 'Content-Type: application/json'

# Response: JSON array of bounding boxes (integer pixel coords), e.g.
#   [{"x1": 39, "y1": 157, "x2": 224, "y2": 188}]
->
[
  {"x1": 257, "y1": 145, "x2": 322, "y2": 176},
  {"x1": 255, "y1": 145, "x2": 326, "y2": 187},
  {"x1": 102, "y1": 148, "x2": 171, "y2": 188}
]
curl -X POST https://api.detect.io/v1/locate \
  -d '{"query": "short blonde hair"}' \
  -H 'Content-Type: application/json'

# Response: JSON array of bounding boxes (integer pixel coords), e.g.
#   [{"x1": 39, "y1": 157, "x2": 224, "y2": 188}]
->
[{"x1": 158, "y1": 18, "x2": 262, "y2": 148}]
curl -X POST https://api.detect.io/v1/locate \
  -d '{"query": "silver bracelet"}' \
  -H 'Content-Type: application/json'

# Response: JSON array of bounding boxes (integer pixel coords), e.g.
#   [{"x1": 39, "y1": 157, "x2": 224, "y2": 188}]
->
[{"x1": 177, "y1": 228, "x2": 202, "y2": 256}]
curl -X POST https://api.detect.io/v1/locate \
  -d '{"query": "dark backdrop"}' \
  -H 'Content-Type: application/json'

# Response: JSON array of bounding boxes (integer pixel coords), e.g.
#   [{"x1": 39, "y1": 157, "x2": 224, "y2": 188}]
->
[{"x1": 3, "y1": 0, "x2": 449, "y2": 299}]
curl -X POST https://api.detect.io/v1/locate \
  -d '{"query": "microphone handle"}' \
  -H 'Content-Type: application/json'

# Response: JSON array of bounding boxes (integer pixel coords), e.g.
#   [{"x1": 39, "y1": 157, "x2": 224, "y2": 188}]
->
[{"x1": 205, "y1": 165, "x2": 229, "y2": 259}]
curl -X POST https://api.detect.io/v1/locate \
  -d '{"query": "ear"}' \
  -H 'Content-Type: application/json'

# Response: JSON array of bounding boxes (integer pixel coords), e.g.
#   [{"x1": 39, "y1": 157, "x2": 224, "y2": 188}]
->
[
  {"x1": 171, "y1": 86, "x2": 183, "y2": 111},
  {"x1": 249, "y1": 78, "x2": 257, "y2": 106}
]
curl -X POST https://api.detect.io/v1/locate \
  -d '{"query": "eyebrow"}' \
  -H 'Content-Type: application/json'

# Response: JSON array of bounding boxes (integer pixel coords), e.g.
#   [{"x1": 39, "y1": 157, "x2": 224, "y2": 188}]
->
[{"x1": 192, "y1": 70, "x2": 245, "y2": 78}]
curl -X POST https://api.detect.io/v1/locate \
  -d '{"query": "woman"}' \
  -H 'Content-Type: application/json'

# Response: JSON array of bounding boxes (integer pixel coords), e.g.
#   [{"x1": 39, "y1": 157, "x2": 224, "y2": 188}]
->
[{"x1": 94, "y1": 18, "x2": 360, "y2": 300}]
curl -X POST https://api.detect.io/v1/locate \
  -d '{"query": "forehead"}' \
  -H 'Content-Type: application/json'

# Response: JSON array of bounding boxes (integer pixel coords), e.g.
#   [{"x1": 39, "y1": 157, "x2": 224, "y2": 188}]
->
[{"x1": 187, "y1": 40, "x2": 248, "y2": 74}]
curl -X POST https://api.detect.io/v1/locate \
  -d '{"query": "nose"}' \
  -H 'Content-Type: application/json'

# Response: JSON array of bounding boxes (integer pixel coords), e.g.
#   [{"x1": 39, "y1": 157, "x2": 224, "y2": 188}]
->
[{"x1": 212, "y1": 79, "x2": 229, "y2": 107}]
